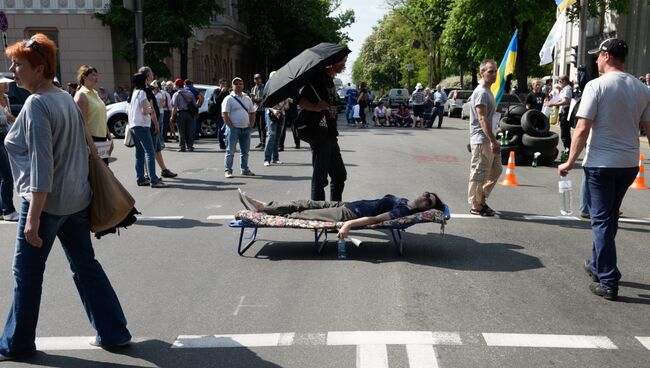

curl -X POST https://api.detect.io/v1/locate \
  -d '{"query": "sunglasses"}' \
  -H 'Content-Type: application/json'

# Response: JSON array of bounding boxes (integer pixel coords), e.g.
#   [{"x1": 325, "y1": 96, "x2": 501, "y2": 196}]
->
[
  {"x1": 24, "y1": 39, "x2": 50, "y2": 70},
  {"x1": 423, "y1": 192, "x2": 435, "y2": 208}
]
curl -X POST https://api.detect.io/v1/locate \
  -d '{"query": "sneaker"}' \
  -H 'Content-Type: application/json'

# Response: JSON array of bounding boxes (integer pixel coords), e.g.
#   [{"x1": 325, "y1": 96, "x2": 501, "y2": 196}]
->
[
  {"x1": 264, "y1": 161, "x2": 271, "y2": 167},
  {"x1": 0, "y1": 353, "x2": 14, "y2": 361},
  {"x1": 241, "y1": 170, "x2": 256, "y2": 176},
  {"x1": 272, "y1": 160, "x2": 283, "y2": 164},
  {"x1": 179, "y1": 148, "x2": 186, "y2": 152},
  {"x1": 225, "y1": 172, "x2": 234, "y2": 178},
  {"x1": 579, "y1": 213, "x2": 591, "y2": 219},
  {"x1": 151, "y1": 181, "x2": 168, "y2": 188},
  {"x1": 589, "y1": 283, "x2": 618, "y2": 301},
  {"x1": 137, "y1": 179, "x2": 151, "y2": 187},
  {"x1": 2, "y1": 211, "x2": 19, "y2": 222},
  {"x1": 188, "y1": 147, "x2": 194, "y2": 152},
  {"x1": 88, "y1": 336, "x2": 132, "y2": 348},
  {"x1": 161, "y1": 169, "x2": 178, "y2": 178},
  {"x1": 237, "y1": 188, "x2": 251, "y2": 210},
  {"x1": 255, "y1": 143, "x2": 263, "y2": 149}
]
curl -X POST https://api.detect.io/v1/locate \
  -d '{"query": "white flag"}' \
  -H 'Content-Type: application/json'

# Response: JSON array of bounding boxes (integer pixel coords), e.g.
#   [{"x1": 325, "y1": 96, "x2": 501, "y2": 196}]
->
[{"x1": 539, "y1": 10, "x2": 567, "y2": 65}]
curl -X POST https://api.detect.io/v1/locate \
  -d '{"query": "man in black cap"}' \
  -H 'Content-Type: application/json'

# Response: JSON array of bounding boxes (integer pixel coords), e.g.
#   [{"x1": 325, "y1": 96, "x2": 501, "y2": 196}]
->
[
  {"x1": 559, "y1": 38, "x2": 650, "y2": 301},
  {"x1": 250, "y1": 73, "x2": 266, "y2": 148}
]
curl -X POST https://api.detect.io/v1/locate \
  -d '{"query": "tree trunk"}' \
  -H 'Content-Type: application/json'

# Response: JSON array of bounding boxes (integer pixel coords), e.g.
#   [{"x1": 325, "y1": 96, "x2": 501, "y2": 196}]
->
[
  {"x1": 180, "y1": 37, "x2": 188, "y2": 79},
  {"x1": 459, "y1": 65, "x2": 464, "y2": 89},
  {"x1": 516, "y1": 21, "x2": 531, "y2": 94},
  {"x1": 471, "y1": 66, "x2": 478, "y2": 88}
]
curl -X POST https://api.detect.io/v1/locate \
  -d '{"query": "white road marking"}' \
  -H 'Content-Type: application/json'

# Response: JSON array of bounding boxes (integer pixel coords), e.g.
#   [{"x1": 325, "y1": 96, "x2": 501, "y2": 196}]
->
[
  {"x1": 36, "y1": 336, "x2": 101, "y2": 350},
  {"x1": 447, "y1": 214, "x2": 486, "y2": 219},
  {"x1": 522, "y1": 215, "x2": 578, "y2": 221},
  {"x1": 636, "y1": 336, "x2": 650, "y2": 350},
  {"x1": 407, "y1": 344, "x2": 439, "y2": 368},
  {"x1": 233, "y1": 295, "x2": 268, "y2": 316},
  {"x1": 136, "y1": 216, "x2": 184, "y2": 220},
  {"x1": 0, "y1": 220, "x2": 16, "y2": 225},
  {"x1": 207, "y1": 215, "x2": 234, "y2": 220},
  {"x1": 482, "y1": 333, "x2": 618, "y2": 349},
  {"x1": 172, "y1": 333, "x2": 295, "y2": 348},
  {"x1": 357, "y1": 344, "x2": 388, "y2": 368},
  {"x1": 327, "y1": 331, "x2": 462, "y2": 346},
  {"x1": 619, "y1": 218, "x2": 650, "y2": 225}
]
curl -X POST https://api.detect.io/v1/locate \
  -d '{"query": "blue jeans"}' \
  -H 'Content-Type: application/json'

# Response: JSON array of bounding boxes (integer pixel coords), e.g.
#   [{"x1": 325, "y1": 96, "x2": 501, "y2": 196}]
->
[
  {"x1": 584, "y1": 166, "x2": 638, "y2": 290},
  {"x1": 264, "y1": 111, "x2": 282, "y2": 162},
  {"x1": 579, "y1": 173, "x2": 589, "y2": 215},
  {"x1": 131, "y1": 126, "x2": 160, "y2": 184},
  {"x1": 345, "y1": 104, "x2": 356, "y2": 124},
  {"x1": 224, "y1": 126, "x2": 251, "y2": 173},
  {"x1": 0, "y1": 201, "x2": 131, "y2": 358},
  {"x1": 0, "y1": 136, "x2": 16, "y2": 215}
]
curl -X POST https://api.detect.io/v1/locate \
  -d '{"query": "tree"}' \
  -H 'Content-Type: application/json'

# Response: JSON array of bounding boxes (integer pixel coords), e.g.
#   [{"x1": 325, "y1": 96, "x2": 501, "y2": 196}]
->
[
  {"x1": 96, "y1": 0, "x2": 223, "y2": 78},
  {"x1": 239, "y1": 0, "x2": 354, "y2": 75}
]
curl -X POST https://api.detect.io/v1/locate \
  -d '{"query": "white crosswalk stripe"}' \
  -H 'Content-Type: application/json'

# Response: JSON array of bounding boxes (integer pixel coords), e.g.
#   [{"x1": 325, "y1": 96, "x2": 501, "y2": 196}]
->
[
  {"x1": 635, "y1": 336, "x2": 650, "y2": 350},
  {"x1": 406, "y1": 344, "x2": 439, "y2": 368},
  {"x1": 482, "y1": 333, "x2": 618, "y2": 349},
  {"x1": 357, "y1": 344, "x2": 388, "y2": 368}
]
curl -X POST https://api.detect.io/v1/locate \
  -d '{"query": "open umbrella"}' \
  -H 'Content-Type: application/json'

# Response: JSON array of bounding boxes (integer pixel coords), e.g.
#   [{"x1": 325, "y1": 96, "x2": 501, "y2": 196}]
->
[{"x1": 262, "y1": 43, "x2": 351, "y2": 108}]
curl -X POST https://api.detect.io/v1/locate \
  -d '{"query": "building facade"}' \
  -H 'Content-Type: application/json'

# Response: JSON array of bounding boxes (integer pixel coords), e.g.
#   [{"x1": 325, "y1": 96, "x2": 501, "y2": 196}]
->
[
  {"x1": 555, "y1": 0, "x2": 649, "y2": 82},
  {"x1": 1, "y1": 0, "x2": 251, "y2": 97}
]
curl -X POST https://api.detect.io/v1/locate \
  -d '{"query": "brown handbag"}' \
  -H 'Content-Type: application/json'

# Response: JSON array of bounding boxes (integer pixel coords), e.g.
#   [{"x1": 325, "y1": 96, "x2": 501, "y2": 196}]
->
[{"x1": 85, "y1": 132, "x2": 139, "y2": 238}]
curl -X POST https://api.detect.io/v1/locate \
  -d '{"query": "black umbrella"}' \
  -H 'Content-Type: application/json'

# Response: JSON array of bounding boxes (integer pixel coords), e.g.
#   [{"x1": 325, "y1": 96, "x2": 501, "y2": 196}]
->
[{"x1": 262, "y1": 43, "x2": 351, "y2": 107}]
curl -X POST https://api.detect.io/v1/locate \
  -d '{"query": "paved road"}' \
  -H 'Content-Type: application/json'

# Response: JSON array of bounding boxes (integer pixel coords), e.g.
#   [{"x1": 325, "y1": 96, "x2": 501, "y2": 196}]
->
[{"x1": 1, "y1": 116, "x2": 649, "y2": 367}]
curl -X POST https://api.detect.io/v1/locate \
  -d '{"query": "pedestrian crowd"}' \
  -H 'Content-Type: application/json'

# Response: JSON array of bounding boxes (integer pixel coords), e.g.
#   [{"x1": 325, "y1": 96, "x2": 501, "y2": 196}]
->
[{"x1": 0, "y1": 33, "x2": 649, "y2": 364}]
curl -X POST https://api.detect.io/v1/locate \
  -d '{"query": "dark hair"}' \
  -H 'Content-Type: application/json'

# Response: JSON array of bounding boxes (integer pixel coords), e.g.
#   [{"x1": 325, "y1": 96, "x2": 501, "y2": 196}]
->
[
  {"x1": 128, "y1": 72, "x2": 148, "y2": 103},
  {"x1": 431, "y1": 193, "x2": 445, "y2": 212},
  {"x1": 76, "y1": 65, "x2": 98, "y2": 87}
]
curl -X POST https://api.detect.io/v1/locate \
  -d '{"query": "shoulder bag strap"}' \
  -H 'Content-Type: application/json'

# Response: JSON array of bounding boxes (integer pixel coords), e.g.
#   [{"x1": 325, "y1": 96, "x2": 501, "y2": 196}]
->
[{"x1": 231, "y1": 95, "x2": 249, "y2": 111}]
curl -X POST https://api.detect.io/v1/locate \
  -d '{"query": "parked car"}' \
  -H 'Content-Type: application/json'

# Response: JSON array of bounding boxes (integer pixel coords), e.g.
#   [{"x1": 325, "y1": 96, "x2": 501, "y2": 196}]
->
[
  {"x1": 445, "y1": 89, "x2": 472, "y2": 117},
  {"x1": 388, "y1": 88, "x2": 409, "y2": 108},
  {"x1": 460, "y1": 93, "x2": 524, "y2": 119},
  {"x1": 107, "y1": 83, "x2": 220, "y2": 138}
]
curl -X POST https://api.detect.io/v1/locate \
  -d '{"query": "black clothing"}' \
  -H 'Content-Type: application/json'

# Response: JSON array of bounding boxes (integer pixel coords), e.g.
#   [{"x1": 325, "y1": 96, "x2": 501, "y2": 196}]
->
[
  {"x1": 145, "y1": 87, "x2": 160, "y2": 120},
  {"x1": 525, "y1": 92, "x2": 546, "y2": 111},
  {"x1": 300, "y1": 71, "x2": 346, "y2": 201}
]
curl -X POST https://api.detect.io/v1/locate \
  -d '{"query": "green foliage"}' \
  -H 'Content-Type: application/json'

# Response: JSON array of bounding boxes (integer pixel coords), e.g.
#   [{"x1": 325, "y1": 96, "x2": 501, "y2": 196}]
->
[
  {"x1": 239, "y1": 0, "x2": 354, "y2": 71},
  {"x1": 96, "y1": 0, "x2": 223, "y2": 78}
]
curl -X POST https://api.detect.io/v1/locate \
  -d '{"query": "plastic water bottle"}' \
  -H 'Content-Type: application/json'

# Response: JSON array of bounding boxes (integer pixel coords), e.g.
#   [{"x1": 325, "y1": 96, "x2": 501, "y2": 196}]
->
[
  {"x1": 337, "y1": 238, "x2": 347, "y2": 259},
  {"x1": 532, "y1": 152, "x2": 541, "y2": 167},
  {"x1": 559, "y1": 177, "x2": 573, "y2": 215}
]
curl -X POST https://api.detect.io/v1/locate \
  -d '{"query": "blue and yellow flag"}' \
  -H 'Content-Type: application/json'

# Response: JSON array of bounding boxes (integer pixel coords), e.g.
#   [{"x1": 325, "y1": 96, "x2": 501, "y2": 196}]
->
[
  {"x1": 555, "y1": 0, "x2": 577, "y2": 11},
  {"x1": 491, "y1": 31, "x2": 518, "y2": 105}
]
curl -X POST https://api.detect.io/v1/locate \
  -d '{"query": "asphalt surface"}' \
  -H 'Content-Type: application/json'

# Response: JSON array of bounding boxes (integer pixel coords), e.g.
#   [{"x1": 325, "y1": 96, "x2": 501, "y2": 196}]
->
[{"x1": 1, "y1": 115, "x2": 649, "y2": 367}]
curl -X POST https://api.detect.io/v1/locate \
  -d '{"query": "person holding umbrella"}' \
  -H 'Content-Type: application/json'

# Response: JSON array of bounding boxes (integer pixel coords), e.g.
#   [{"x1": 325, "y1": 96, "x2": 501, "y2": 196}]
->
[{"x1": 262, "y1": 43, "x2": 351, "y2": 201}]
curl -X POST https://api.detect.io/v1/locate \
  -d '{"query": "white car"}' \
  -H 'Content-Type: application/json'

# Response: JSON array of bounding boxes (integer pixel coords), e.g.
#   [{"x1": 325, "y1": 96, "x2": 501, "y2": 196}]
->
[{"x1": 107, "y1": 84, "x2": 220, "y2": 138}]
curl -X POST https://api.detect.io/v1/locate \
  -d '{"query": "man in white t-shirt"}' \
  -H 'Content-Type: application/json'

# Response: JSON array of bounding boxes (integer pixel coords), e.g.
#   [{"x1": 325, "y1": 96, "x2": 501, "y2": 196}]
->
[
  {"x1": 222, "y1": 77, "x2": 256, "y2": 178},
  {"x1": 558, "y1": 38, "x2": 650, "y2": 301},
  {"x1": 547, "y1": 75, "x2": 573, "y2": 150}
]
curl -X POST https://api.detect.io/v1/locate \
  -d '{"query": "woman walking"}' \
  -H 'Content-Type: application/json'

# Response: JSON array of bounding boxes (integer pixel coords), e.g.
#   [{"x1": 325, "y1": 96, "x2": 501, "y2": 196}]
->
[{"x1": 0, "y1": 34, "x2": 131, "y2": 362}]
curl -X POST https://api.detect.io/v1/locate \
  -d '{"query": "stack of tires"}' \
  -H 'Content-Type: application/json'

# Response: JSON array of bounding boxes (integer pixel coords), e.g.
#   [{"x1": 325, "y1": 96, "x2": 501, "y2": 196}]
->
[{"x1": 497, "y1": 106, "x2": 559, "y2": 166}]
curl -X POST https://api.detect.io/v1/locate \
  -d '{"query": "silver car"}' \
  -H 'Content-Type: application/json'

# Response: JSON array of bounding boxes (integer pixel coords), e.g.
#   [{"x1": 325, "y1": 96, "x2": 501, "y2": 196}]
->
[{"x1": 445, "y1": 89, "x2": 472, "y2": 117}]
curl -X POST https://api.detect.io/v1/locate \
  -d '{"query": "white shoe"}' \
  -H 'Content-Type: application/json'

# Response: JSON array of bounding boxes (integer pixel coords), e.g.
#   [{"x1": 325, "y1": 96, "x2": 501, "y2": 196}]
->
[
  {"x1": 271, "y1": 160, "x2": 283, "y2": 164},
  {"x1": 2, "y1": 212, "x2": 19, "y2": 222},
  {"x1": 263, "y1": 161, "x2": 271, "y2": 166},
  {"x1": 225, "y1": 172, "x2": 234, "y2": 178},
  {"x1": 88, "y1": 336, "x2": 131, "y2": 348}
]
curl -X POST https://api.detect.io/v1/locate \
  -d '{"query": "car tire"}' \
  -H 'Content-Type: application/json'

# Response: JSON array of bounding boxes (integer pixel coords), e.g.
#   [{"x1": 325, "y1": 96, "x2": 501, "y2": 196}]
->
[
  {"x1": 498, "y1": 119, "x2": 524, "y2": 136},
  {"x1": 505, "y1": 105, "x2": 527, "y2": 119},
  {"x1": 521, "y1": 110, "x2": 550, "y2": 137},
  {"x1": 198, "y1": 114, "x2": 218, "y2": 138},
  {"x1": 521, "y1": 132, "x2": 559, "y2": 152},
  {"x1": 108, "y1": 113, "x2": 128, "y2": 139}
]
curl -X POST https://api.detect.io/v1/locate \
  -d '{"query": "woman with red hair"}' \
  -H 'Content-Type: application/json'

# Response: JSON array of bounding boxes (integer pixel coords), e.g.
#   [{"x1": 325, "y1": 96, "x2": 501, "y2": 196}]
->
[{"x1": 0, "y1": 34, "x2": 131, "y2": 361}]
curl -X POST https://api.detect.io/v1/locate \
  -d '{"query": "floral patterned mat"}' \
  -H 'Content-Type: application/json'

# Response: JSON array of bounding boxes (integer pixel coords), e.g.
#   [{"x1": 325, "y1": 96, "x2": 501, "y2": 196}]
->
[{"x1": 234, "y1": 208, "x2": 447, "y2": 230}]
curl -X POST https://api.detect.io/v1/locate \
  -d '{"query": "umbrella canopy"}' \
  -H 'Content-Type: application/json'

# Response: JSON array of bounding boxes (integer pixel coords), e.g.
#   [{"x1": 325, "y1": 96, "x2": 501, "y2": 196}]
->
[{"x1": 262, "y1": 43, "x2": 351, "y2": 108}]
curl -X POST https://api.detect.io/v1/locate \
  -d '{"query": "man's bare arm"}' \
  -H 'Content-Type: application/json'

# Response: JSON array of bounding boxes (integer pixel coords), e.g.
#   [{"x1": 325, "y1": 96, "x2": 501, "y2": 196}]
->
[{"x1": 337, "y1": 212, "x2": 391, "y2": 239}]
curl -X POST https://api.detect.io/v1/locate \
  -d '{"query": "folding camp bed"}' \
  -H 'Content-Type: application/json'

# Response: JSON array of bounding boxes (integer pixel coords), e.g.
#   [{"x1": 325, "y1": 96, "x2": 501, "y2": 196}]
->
[{"x1": 228, "y1": 205, "x2": 451, "y2": 256}]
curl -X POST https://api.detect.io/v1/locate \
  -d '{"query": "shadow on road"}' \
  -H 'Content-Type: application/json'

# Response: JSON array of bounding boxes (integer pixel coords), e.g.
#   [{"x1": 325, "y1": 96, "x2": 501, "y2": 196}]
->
[
  {"x1": 249, "y1": 230, "x2": 543, "y2": 273},
  {"x1": 24, "y1": 339, "x2": 282, "y2": 368},
  {"x1": 136, "y1": 218, "x2": 221, "y2": 229}
]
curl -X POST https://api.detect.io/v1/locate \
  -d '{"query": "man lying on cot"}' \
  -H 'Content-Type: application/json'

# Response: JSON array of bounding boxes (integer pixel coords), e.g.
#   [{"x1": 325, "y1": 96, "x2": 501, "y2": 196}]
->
[{"x1": 238, "y1": 189, "x2": 445, "y2": 238}]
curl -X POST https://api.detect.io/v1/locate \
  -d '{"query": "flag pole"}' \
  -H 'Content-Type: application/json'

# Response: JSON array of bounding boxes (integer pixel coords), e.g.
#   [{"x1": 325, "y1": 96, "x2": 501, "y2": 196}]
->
[{"x1": 578, "y1": 0, "x2": 588, "y2": 66}]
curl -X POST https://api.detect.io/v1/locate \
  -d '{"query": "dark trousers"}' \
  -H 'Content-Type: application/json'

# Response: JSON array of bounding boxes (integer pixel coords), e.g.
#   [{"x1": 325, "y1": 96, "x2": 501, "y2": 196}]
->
[
  {"x1": 264, "y1": 200, "x2": 356, "y2": 222},
  {"x1": 559, "y1": 112, "x2": 572, "y2": 150},
  {"x1": 216, "y1": 114, "x2": 226, "y2": 149},
  {"x1": 255, "y1": 110, "x2": 266, "y2": 145},
  {"x1": 430, "y1": 105, "x2": 444, "y2": 128},
  {"x1": 282, "y1": 117, "x2": 300, "y2": 149},
  {"x1": 584, "y1": 166, "x2": 638, "y2": 290},
  {"x1": 176, "y1": 111, "x2": 193, "y2": 150},
  {"x1": 310, "y1": 138, "x2": 347, "y2": 201}
]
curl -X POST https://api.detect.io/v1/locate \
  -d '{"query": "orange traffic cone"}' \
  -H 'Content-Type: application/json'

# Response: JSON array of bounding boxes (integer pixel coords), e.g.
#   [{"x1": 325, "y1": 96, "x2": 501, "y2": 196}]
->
[
  {"x1": 499, "y1": 151, "x2": 520, "y2": 186},
  {"x1": 630, "y1": 154, "x2": 648, "y2": 190}
]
